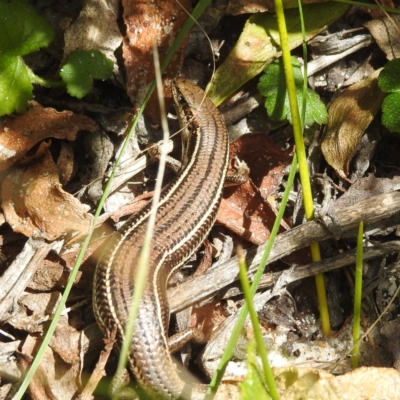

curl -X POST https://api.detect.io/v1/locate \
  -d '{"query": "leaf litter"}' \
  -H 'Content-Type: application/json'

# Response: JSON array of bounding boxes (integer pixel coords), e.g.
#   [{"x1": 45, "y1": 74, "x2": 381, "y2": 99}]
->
[{"x1": 1, "y1": 2, "x2": 400, "y2": 400}]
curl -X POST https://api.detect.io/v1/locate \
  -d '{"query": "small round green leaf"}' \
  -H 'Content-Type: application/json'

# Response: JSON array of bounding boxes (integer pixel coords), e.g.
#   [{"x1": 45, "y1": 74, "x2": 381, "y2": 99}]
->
[
  {"x1": 382, "y1": 92, "x2": 400, "y2": 133},
  {"x1": 378, "y1": 59, "x2": 400, "y2": 93},
  {"x1": 60, "y1": 50, "x2": 114, "y2": 99}
]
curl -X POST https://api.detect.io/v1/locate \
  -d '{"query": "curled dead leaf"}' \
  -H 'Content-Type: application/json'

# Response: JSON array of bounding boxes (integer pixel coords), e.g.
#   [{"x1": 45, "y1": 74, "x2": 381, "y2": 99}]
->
[
  {"x1": 0, "y1": 102, "x2": 98, "y2": 171},
  {"x1": 63, "y1": 0, "x2": 122, "y2": 68},
  {"x1": 364, "y1": 15, "x2": 400, "y2": 60},
  {"x1": 218, "y1": 180, "x2": 277, "y2": 244},
  {"x1": 321, "y1": 68, "x2": 385, "y2": 179},
  {"x1": 1, "y1": 151, "x2": 93, "y2": 240},
  {"x1": 217, "y1": 133, "x2": 292, "y2": 244},
  {"x1": 122, "y1": 0, "x2": 191, "y2": 120}
]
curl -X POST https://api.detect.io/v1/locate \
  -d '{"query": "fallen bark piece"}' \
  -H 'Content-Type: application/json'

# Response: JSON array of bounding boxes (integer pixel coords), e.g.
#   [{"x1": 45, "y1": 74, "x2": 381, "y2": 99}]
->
[{"x1": 169, "y1": 191, "x2": 400, "y2": 312}]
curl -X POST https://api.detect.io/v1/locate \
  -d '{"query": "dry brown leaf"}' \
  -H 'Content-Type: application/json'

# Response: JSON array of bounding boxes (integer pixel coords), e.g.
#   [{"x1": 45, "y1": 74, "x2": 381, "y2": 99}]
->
[
  {"x1": 321, "y1": 69, "x2": 385, "y2": 179},
  {"x1": 122, "y1": 0, "x2": 191, "y2": 121},
  {"x1": 17, "y1": 140, "x2": 52, "y2": 167},
  {"x1": 0, "y1": 102, "x2": 98, "y2": 171},
  {"x1": 21, "y1": 318, "x2": 85, "y2": 400},
  {"x1": 57, "y1": 142, "x2": 75, "y2": 186},
  {"x1": 1, "y1": 151, "x2": 93, "y2": 240},
  {"x1": 365, "y1": 15, "x2": 400, "y2": 60},
  {"x1": 217, "y1": 133, "x2": 292, "y2": 245},
  {"x1": 218, "y1": 180, "x2": 277, "y2": 244},
  {"x1": 229, "y1": 133, "x2": 293, "y2": 198},
  {"x1": 63, "y1": 0, "x2": 122, "y2": 67}
]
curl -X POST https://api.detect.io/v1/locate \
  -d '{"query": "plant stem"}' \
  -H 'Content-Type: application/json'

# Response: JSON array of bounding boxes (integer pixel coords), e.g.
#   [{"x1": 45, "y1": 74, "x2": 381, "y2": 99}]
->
[
  {"x1": 238, "y1": 246, "x2": 280, "y2": 400},
  {"x1": 352, "y1": 221, "x2": 364, "y2": 368},
  {"x1": 273, "y1": 0, "x2": 331, "y2": 335},
  {"x1": 26, "y1": 66, "x2": 65, "y2": 88}
]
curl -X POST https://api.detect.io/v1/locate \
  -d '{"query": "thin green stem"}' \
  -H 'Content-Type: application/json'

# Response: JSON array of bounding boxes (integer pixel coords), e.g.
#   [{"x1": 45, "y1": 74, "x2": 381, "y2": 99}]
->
[
  {"x1": 352, "y1": 221, "x2": 364, "y2": 368},
  {"x1": 26, "y1": 65, "x2": 65, "y2": 88},
  {"x1": 32, "y1": 74, "x2": 65, "y2": 88},
  {"x1": 347, "y1": 261, "x2": 400, "y2": 358},
  {"x1": 273, "y1": 0, "x2": 331, "y2": 336},
  {"x1": 238, "y1": 247, "x2": 280, "y2": 400}
]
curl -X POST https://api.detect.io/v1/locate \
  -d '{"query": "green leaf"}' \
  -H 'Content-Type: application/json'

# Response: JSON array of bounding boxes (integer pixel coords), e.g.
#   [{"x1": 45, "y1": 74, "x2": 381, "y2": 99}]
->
[
  {"x1": 206, "y1": 2, "x2": 349, "y2": 106},
  {"x1": 378, "y1": 59, "x2": 400, "y2": 133},
  {"x1": 0, "y1": 0, "x2": 54, "y2": 116},
  {"x1": 306, "y1": 89, "x2": 328, "y2": 126},
  {"x1": 258, "y1": 57, "x2": 328, "y2": 126},
  {"x1": 378, "y1": 59, "x2": 400, "y2": 93},
  {"x1": 0, "y1": 0, "x2": 54, "y2": 56},
  {"x1": 381, "y1": 92, "x2": 400, "y2": 133},
  {"x1": 239, "y1": 340, "x2": 271, "y2": 400},
  {"x1": 60, "y1": 50, "x2": 114, "y2": 99},
  {"x1": 0, "y1": 56, "x2": 33, "y2": 115}
]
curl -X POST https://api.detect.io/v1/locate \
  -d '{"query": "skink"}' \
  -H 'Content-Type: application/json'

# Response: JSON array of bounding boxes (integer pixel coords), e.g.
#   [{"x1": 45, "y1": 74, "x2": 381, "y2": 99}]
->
[{"x1": 93, "y1": 78, "x2": 229, "y2": 399}]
